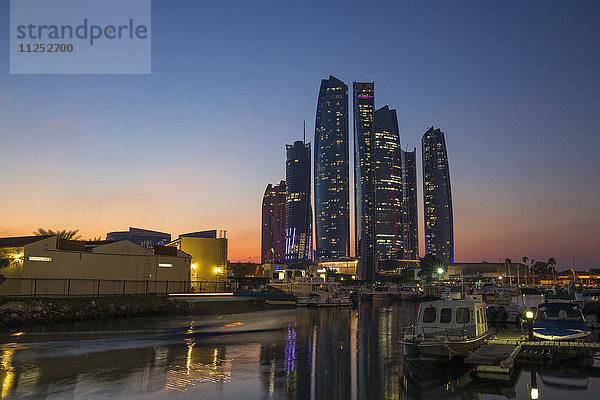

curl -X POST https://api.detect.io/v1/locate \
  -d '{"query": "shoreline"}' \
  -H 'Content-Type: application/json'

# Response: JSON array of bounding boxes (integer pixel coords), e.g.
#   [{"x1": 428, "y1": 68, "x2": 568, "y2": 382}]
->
[{"x1": 0, "y1": 296, "x2": 267, "y2": 329}]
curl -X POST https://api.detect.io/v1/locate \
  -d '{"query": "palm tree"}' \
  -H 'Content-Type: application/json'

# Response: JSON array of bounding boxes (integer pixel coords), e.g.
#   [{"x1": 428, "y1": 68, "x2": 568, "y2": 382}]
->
[
  {"x1": 522, "y1": 257, "x2": 529, "y2": 285},
  {"x1": 504, "y1": 258, "x2": 512, "y2": 285},
  {"x1": 34, "y1": 228, "x2": 81, "y2": 240},
  {"x1": 548, "y1": 257, "x2": 557, "y2": 285},
  {"x1": 531, "y1": 259, "x2": 536, "y2": 286}
]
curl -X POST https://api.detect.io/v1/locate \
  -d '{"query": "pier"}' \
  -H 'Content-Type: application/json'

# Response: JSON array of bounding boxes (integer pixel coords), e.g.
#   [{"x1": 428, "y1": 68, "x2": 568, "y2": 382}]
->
[{"x1": 466, "y1": 332, "x2": 600, "y2": 379}]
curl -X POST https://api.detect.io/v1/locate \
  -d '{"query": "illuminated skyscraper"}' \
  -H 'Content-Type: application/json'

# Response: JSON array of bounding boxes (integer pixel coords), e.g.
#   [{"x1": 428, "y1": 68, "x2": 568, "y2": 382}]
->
[
  {"x1": 314, "y1": 75, "x2": 350, "y2": 260},
  {"x1": 422, "y1": 127, "x2": 454, "y2": 262},
  {"x1": 353, "y1": 81, "x2": 376, "y2": 280},
  {"x1": 285, "y1": 140, "x2": 312, "y2": 265},
  {"x1": 401, "y1": 148, "x2": 418, "y2": 259},
  {"x1": 261, "y1": 180, "x2": 286, "y2": 263},
  {"x1": 373, "y1": 105, "x2": 403, "y2": 260}
]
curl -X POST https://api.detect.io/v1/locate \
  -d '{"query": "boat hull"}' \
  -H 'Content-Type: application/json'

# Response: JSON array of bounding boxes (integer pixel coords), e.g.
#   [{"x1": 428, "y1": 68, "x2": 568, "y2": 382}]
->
[{"x1": 401, "y1": 330, "x2": 495, "y2": 363}]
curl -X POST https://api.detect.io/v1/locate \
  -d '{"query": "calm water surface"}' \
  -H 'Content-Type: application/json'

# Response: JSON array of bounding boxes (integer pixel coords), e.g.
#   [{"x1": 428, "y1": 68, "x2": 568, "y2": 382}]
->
[{"x1": 0, "y1": 300, "x2": 599, "y2": 399}]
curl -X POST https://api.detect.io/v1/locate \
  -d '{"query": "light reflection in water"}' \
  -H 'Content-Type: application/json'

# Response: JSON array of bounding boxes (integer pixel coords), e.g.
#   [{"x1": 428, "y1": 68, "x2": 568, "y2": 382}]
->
[
  {"x1": 1, "y1": 348, "x2": 15, "y2": 399},
  {"x1": 165, "y1": 343, "x2": 231, "y2": 392},
  {"x1": 284, "y1": 322, "x2": 296, "y2": 372}
]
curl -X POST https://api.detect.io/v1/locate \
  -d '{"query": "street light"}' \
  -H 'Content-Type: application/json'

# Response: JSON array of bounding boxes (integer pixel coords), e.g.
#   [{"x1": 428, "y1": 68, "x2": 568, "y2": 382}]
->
[{"x1": 525, "y1": 309, "x2": 535, "y2": 341}]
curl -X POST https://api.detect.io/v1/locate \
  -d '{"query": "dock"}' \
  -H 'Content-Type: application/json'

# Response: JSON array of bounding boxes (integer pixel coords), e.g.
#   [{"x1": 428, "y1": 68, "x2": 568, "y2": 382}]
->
[{"x1": 465, "y1": 335, "x2": 600, "y2": 378}]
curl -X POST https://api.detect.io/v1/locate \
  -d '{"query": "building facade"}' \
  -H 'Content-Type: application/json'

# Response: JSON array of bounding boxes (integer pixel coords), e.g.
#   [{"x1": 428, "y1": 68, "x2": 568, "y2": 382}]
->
[
  {"x1": 106, "y1": 227, "x2": 171, "y2": 249},
  {"x1": 373, "y1": 105, "x2": 404, "y2": 260},
  {"x1": 0, "y1": 235, "x2": 190, "y2": 296},
  {"x1": 314, "y1": 75, "x2": 350, "y2": 260},
  {"x1": 285, "y1": 140, "x2": 312, "y2": 265},
  {"x1": 401, "y1": 147, "x2": 419, "y2": 259},
  {"x1": 353, "y1": 81, "x2": 376, "y2": 280},
  {"x1": 167, "y1": 230, "x2": 228, "y2": 290},
  {"x1": 422, "y1": 127, "x2": 454, "y2": 262},
  {"x1": 261, "y1": 180, "x2": 286, "y2": 263}
]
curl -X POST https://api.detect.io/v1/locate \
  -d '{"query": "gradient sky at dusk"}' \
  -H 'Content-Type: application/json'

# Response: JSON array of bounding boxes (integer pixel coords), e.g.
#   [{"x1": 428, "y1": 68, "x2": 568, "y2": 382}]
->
[{"x1": 1, "y1": 0, "x2": 599, "y2": 270}]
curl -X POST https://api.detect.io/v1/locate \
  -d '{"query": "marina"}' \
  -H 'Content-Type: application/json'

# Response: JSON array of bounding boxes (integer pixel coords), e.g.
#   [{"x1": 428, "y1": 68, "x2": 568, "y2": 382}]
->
[{"x1": 1, "y1": 298, "x2": 599, "y2": 399}]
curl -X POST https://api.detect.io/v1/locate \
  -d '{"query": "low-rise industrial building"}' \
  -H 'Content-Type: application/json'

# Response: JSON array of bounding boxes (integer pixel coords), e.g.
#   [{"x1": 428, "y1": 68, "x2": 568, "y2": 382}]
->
[
  {"x1": 166, "y1": 230, "x2": 228, "y2": 291},
  {"x1": 0, "y1": 235, "x2": 190, "y2": 296}
]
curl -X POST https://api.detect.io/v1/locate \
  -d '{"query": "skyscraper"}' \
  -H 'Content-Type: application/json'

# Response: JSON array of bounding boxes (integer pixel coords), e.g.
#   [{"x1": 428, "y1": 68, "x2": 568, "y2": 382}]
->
[
  {"x1": 422, "y1": 127, "x2": 454, "y2": 262},
  {"x1": 353, "y1": 82, "x2": 376, "y2": 280},
  {"x1": 285, "y1": 140, "x2": 312, "y2": 265},
  {"x1": 314, "y1": 75, "x2": 350, "y2": 260},
  {"x1": 373, "y1": 105, "x2": 403, "y2": 260},
  {"x1": 401, "y1": 148, "x2": 419, "y2": 259},
  {"x1": 261, "y1": 180, "x2": 286, "y2": 264}
]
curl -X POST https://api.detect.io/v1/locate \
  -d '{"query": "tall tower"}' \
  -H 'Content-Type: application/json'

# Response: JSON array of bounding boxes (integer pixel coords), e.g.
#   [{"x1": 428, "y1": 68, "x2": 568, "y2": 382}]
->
[
  {"x1": 422, "y1": 127, "x2": 454, "y2": 263},
  {"x1": 401, "y1": 148, "x2": 418, "y2": 259},
  {"x1": 373, "y1": 105, "x2": 403, "y2": 260},
  {"x1": 314, "y1": 75, "x2": 350, "y2": 260},
  {"x1": 285, "y1": 140, "x2": 312, "y2": 265},
  {"x1": 353, "y1": 82, "x2": 376, "y2": 280},
  {"x1": 261, "y1": 181, "x2": 287, "y2": 264}
]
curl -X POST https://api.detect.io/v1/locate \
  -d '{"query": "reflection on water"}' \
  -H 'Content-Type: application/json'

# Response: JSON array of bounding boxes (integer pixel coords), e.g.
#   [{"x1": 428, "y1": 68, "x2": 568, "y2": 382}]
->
[{"x1": 0, "y1": 302, "x2": 598, "y2": 399}]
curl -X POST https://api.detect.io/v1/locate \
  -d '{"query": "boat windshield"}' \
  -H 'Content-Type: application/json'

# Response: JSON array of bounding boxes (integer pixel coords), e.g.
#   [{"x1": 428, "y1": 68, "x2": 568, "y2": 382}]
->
[{"x1": 537, "y1": 304, "x2": 583, "y2": 320}]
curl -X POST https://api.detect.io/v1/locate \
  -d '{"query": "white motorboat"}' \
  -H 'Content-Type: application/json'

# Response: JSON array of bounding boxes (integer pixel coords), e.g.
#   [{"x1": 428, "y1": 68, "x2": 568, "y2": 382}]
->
[
  {"x1": 270, "y1": 276, "x2": 350, "y2": 307},
  {"x1": 400, "y1": 299, "x2": 495, "y2": 363},
  {"x1": 398, "y1": 285, "x2": 424, "y2": 301}
]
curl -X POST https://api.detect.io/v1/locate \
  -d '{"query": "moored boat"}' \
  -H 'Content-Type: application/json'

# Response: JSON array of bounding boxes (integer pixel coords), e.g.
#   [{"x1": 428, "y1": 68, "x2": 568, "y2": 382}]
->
[
  {"x1": 400, "y1": 299, "x2": 495, "y2": 363},
  {"x1": 533, "y1": 302, "x2": 591, "y2": 341},
  {"x1": 398, "y1": 285, "x2": 424, "y2": 301}
]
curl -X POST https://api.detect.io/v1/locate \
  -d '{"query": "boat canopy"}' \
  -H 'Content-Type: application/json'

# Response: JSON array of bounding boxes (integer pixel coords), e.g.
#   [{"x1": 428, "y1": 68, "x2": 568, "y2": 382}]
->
[{"x1": 416, "y1": 300, "x2": 488, "y2": 338}]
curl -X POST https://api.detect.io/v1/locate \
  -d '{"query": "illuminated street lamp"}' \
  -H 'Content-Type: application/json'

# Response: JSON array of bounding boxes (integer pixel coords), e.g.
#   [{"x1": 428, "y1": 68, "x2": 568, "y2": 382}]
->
[
  {"x1": 437, "y1": 267, "x2": 444, "y2": 283},
  {"x1": 525, "y1": 309, "x2": 535, "y2": 341}
]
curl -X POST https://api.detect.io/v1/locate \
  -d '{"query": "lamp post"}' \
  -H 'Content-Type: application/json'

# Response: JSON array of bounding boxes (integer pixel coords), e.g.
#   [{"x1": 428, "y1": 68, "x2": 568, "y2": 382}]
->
[
  {"x1": 525, "y1": 309, "x2": 535, "y2": 341},
  {"x1": 437, "y1": 267, "x2": 444, "y2": 284}
]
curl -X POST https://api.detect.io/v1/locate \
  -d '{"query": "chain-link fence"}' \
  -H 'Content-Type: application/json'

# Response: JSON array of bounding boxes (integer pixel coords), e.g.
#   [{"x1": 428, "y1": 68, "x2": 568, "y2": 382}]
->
[{"x1": 0, "y1": 278, "x2": 237, "y2": 297}]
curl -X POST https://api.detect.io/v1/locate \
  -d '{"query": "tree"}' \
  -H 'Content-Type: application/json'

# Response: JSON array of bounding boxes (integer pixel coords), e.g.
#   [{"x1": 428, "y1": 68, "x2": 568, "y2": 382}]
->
[
  {"x1": 418, "y1": 254, "x2": 447, "y2": 282},
  {"x1": 547, "y1": 257, "x2": 557, "y2": 284},
  {"x1": 522, "y1": 257, "x2": 529, "y2": 285},
  {"x1": 34, "y1": 228, "x2": 81, "y2": 240},
  {"x1": 504, "y1": 258, "x2": 512, "y2": 285},
  {"x1": 0, "y1": 249, "x2": 21, "y2": 285}
]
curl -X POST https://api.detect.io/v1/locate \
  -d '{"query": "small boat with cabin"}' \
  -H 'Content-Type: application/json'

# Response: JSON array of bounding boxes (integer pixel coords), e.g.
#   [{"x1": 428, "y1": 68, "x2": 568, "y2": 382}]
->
[
  {"x1": 398, "y1": 285, "x2": 424, "y2": 301},
  {"x1": 400, "y1": 299, "x2": 495, "y2": 363},
  {"x1": 269, "y1": 274, "x2": 350, "y2": 307}
]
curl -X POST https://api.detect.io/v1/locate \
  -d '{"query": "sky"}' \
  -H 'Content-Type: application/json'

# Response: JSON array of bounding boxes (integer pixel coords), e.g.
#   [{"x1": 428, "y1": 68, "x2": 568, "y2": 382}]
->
[{"x1": 1, "y1": 0, "x2": 599, "y2": 270}]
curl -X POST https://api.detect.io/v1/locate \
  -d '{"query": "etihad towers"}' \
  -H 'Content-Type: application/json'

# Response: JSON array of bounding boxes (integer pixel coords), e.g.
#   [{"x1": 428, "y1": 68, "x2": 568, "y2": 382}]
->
[
  {"x1": 422, "y1": 127, "x2": 454, "y2": 263},
  {"x1": 285, "y1": 140, "x2": 312, "y2": 265},
  {"x1": 373, "y1": 105, "x2": 404, "y2": 260},
  {"x1": 353, "y1": 82, "x2": 376, "y2": 280},
  {"x1": 314, "y1": 75, "x2": 350, "y2": 260}
]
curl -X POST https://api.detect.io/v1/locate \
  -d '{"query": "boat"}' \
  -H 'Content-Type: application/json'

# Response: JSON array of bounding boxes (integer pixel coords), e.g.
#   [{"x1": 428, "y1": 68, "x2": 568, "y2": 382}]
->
[
  {"x1": 269, "y1": 276, "x2": 350, "y2": 307},
  {"x1": 486, "y1": 291, "x2": 525, "y2": 323},
  {"x1": 400, "y1": 299, "x2": 495, "y2": 363},
  {"x1": 532, "y1": 302, "x2": 591, "y2": 341},
  {"x1": 398, "y1": 285, "x2": 424, "y2": 301},
  {"x1": 369, "y1": 283, "x2": 400, "y2": 300},
  {"x1": 582, "y1": 302, "x2": 600, "y2": 328}
]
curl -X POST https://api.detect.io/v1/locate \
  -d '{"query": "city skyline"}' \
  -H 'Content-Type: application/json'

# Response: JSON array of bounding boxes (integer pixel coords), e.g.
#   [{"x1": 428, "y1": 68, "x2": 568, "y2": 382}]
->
[{"x1": 1, "y1": 1, "x2": 599, "y2": 269}]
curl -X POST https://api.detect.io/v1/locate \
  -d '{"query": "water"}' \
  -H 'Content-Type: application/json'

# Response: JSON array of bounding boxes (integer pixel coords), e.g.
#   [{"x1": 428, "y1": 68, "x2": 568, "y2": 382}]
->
[{"x1": 0, "y1": 301, "x2": 599, "y2": 399}]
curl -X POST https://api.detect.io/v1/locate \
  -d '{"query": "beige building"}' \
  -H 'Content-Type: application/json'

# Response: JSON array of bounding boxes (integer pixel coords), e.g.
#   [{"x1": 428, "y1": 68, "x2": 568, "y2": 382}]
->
[
  {"x1": 447, "y1": 262, "x2": 528, "y2": 280},
  {"x1": 166, "y1": 230, "x2": 227, "y2": 291},
  {"x1": 0, "y1": 235, "x2": 191, "y2": 296}
]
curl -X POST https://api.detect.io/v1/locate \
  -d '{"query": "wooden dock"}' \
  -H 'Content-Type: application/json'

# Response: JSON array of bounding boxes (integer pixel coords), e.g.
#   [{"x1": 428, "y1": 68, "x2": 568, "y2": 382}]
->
[
  {"x1": 465, "y1": 338, "x2": 600, "y2": 377},
  {"x1": 488, "y1": 338, "x2": 600, "y2": 350}
]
